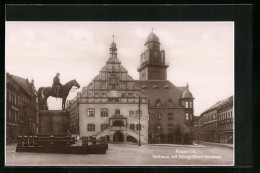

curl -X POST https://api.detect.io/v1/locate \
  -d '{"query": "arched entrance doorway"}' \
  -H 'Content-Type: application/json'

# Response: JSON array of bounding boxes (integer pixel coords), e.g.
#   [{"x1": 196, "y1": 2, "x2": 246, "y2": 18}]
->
[
  {"x1": 113, "y1": 131, "x2": 124, "y2": 142},
  {"x1": 127, "y1": 135, "x2": 137, "y2": 143}
]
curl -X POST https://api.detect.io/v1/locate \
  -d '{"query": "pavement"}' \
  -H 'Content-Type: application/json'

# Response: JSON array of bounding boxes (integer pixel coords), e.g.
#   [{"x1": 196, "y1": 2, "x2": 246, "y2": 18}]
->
[
  {"x1": 194, "y1": 141, "x2": 233, "y2": 148},
  {"x1": 5, "y1": 142, "x2": 233, "y2": 166}
]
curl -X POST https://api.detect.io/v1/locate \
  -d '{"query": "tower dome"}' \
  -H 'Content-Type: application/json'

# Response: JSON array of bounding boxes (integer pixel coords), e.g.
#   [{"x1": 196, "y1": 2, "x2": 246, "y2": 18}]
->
[
  {"x1": 109, "y1": 35, "x2": 117, "y2": 52},
  {"x1": 145, "y1": 31, "x2": 160, "y2": 45},
  {"x1": 110, "y1": 41, "x2": 116, "y2": 49},
  {"x1": 182, "y1": 84, "x2": 194, "y2": 99}
]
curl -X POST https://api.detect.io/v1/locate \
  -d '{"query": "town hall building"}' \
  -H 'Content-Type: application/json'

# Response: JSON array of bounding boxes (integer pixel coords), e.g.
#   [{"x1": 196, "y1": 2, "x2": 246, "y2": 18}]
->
[{"x1": 66, "y1": 31, "x2": 194, "y2": 144}]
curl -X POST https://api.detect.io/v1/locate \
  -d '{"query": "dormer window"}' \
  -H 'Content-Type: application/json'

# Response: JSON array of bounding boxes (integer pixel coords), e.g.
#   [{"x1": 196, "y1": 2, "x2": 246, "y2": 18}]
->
[
  {"x1": 155, "y1": 98, "x2": 161, "y2": 106},
  {"x1": 153, "y1": 85, "x2": 158, "y2": 89},
  {"x1": 141, "y1": 85, "x2": 148, "y2": 89},
  {"x1": 164, "y1": 85, "x2": 169, "y2": 89}
]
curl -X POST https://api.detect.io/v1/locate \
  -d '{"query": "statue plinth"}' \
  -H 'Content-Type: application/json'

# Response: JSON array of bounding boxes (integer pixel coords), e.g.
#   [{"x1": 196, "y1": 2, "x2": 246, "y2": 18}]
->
[{"x1": 38, "y1": 110, "x2": 69, "y2": 135}]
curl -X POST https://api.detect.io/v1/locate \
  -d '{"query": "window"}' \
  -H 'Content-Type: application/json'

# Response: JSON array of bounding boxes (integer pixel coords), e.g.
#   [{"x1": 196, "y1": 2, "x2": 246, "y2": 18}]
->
[
  {"x1": 101, "y1": 124, "x2": 108, "y2": 131},
  {"x1": 121, "y1": 93, "x2": 126, "y2": 97},
  {"x1": 101, "y1": 93, "x2": 106, "y2": 97},
  {"x1": 185, "y1": 102, "x2": 189, "y2": 108},
  {"x1": 168, "y1": 124, "x2": 174, "y2": 132},
  {"x1": 100, "y1": 108, "x2": 108, "y2": 117},
  {"x1": 95, "y1": 92, "x2": 99, "y2": 97},
  {"x1": 136, "y1": 110, "x2": 142, "y2": 116},
  {"x1": 155, "y1": 99, "x2": 161, "y2": 106},
  {"x1": 113, "y1": 120, "x2": 124, "y2": 126},
  {"x1": 129, "y1": 110, "x2": 134, "y2": 117},
  {"x1": 166, "y1": 99, "x2": 173, "y2": 106},
  {"x1": 86, "y1": 108, "x2": 95, "y2": 117},
  {"x1": 136, "y1": 124, "x2": 141, "y2": 130},
  {"x1": 189, "y1": 102, "x2": 193, "y2": 108},
  {"x1": 130, "y1": 124, "x2": 135, "y2": 130},
  {"x1": 87, "y1": 124, "x2": 95, "y2": 131},
  {"x1": 189, "y1": 114, "x2": 193, "y2": 120},
  {"x1": 155, "y1": 113, "x2": 162, "y2": 120},
  {"x1": 128, "y1": 93, "x2": 133, "y2": 97},
  {"x1": 185, "y1": 113, "x2": 189, "y2": 120},
  {"x1": 168, "y1": 113, "x2": 173, "y2": 120}
]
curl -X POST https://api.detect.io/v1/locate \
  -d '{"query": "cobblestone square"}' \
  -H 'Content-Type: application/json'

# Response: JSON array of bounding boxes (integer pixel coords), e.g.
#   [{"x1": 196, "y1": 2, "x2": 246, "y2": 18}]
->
[{"x1": 6, "y1": 143, "x2": 233, "y2": 166}]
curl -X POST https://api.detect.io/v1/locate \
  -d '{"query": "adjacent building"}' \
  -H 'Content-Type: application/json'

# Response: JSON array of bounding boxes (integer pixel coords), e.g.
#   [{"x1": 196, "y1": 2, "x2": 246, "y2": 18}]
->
[
  {"x1": 6, "y1": 73, "x2": 38, "y2": 142},
  {"x1": 199, "y1": 96, "x2": 233, "y2": 144},
  {"x1": 217, "y1": 96, "x2": 233, "y2": 143},
  {"x1": 67, "y1": 31, "x2": 194, "y2": 144}
]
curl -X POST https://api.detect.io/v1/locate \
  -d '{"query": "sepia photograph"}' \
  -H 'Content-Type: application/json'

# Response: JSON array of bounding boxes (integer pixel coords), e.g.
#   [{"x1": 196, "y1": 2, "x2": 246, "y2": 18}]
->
[{"x1": 5, "y1": 21, "x2": 234, "y2": 166}]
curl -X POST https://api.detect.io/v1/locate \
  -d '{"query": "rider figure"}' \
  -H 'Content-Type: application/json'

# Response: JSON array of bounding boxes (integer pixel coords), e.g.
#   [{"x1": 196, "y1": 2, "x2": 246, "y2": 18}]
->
[{"x1": 52, "y1": 73, "x2": 63, "y2": 96}]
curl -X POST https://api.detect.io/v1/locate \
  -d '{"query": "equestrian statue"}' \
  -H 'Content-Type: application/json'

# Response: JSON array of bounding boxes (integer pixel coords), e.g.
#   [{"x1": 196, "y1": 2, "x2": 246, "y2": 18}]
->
[{"x1": 37, "y1": 73, "x2": 80, "y2": 110}]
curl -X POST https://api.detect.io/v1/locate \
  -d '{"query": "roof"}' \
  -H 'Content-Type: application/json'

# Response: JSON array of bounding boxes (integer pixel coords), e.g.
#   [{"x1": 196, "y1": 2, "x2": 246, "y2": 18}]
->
[
  {"x1": 135, "y1": 80, "x2": 187, "y2": 106},
  {"x1": 201, "y1": 96, "x2": 233, "y2": 115},
  {"x1": 216, "y1": 96, "x2": 233, "y2": 110},
  {"x1": 110, "y1": 114, "x2": 127, "y2": 119},
  {"x1": 181, "y1": 85, "x2": 194, "y2": 99},
  {"x1": 7, "y1": 73, "x2": 35, "y2": 97},
  {"x1": 145, "y1": 32, "x2": 160, "y2": 44}
]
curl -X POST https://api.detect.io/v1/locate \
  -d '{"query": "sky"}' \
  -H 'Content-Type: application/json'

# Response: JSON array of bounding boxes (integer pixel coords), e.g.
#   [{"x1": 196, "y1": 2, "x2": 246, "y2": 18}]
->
[{"x1": 5, "y1": 22, "x2": 234, "y2": 115}]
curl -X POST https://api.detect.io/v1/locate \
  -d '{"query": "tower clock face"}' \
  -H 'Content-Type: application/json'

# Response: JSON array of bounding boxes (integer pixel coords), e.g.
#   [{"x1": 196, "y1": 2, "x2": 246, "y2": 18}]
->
[
  {"x1": 154, "y1": 51, "x2": 159, "y2": 57},
  {"x1": 109, "y1": 78, "x2": 118, "y2": 85}
]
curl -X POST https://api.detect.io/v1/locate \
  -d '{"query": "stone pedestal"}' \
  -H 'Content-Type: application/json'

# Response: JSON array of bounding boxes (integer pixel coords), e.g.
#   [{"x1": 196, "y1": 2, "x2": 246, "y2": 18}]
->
[{"x1": 38, "y1": 110, "x2": 69, "y2": 134}]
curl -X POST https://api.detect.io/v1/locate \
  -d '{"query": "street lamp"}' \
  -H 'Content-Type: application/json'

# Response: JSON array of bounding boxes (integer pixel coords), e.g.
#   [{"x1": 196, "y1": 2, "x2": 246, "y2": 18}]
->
[
  {"x1": 197, "y1": 116, "x2": 202, "y2": 145},
  {"x1": 157, "y1": 125, "x2": 161, "y2": 144}
]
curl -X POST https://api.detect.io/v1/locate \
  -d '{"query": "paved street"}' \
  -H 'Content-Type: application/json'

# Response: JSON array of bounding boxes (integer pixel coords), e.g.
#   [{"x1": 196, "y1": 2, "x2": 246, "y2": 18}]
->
[{"x1": 5, "y1": 143, "x2": 233, "y2": 166}]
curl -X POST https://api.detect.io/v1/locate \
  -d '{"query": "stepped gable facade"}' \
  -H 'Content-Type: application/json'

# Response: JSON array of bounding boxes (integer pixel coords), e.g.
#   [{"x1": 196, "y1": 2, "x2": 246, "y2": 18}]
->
[{"x1": 75, "y1": 39, "x2": 149, "y2": 143}]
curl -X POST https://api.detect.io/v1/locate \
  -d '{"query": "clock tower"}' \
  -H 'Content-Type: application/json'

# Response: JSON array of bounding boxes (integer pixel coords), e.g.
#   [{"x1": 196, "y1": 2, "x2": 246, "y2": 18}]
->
[{"x1": 137, "y1": 30, "x2": 169, "y2": 80}]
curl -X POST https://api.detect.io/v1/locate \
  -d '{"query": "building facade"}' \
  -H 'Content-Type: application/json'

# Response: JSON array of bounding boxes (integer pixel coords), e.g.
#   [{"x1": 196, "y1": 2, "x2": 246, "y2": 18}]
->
[
  {"x1": 6, "y1": 73, "x2": 38, "y2": 142},
  {"x1": 69, "y1": 40, "x2": 149, "y2": 143},
  {"x1": 67, "y1": 31, "x2": 194, "y2": 144},
  {"x1": 217, "y1": 96, "x2": 233, "y2": 143},
  {"x1": 199, "y1": 96, "x2": 233, "y2": 144},
  {"x1": 135, "y1": 31, "x2": 194, "y2": 144}
]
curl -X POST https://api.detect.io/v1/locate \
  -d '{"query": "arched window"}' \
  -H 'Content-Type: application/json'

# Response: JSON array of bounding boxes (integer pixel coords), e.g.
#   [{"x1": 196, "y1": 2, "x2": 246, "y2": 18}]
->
[
  {"x1": 130, "y1": 124, "x2": 135, "y2": 130},
  {"x1": 87, "y1": 124, "x2": 95, "y2": 131},
  {"x1": 86, "y1": 108, "x2": 95, "y2": 117},
  {"x1": 129, "y1": 110, "x2": 134, "y2": 117},
  {"x1": 100, "y1": 108, "x2": 108, "y2": 117},
  {"x1": 136, "y1": 110, "x2": 142, "y2": 116},
  {"x1": 101, "y1": 124, "x2": 108, "y2": 131},
  {"x1": 166, "y1": 99, "x2": 173, "y2": 106},
  {"x1": 136, "y1": 124, "x2": 141, "y2": 130}
]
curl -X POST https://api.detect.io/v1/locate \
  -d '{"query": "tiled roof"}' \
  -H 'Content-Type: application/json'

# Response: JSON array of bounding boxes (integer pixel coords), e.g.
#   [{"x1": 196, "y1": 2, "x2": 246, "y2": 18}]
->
[
  {"x1": 7, "y1": 73, "x2": 35, "y2": 97},
  {"x1": 134, "y1": 80, "x2": 187, "y2": 106},
  {"x1": 201, "y1": 96, "x2": 233, "y2": 115}
]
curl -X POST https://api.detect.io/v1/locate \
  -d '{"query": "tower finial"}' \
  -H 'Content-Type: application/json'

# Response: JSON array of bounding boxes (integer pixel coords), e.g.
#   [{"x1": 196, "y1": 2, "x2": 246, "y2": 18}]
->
[
  {"x1": 187, "y1": 83, "x2": 189, "y2": 88},
  {"x1": 152, "y1": 28, "x2": 154, "y2": 32},
  {"x1": 113, "y1": 35, "x2": 114, "y2": 42}
]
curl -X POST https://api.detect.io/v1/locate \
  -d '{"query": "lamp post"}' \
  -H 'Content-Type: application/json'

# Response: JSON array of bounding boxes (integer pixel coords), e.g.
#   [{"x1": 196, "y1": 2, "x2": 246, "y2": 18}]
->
[
  {"x1": 197, "y1": 116, "x2": 202, "y2": 145},
  {"x1": 138, "y1": 94, "x2": 141, "y2": 146},
  {"x1": 157, "y1": 125, "x2": 161, "y2": 144}
]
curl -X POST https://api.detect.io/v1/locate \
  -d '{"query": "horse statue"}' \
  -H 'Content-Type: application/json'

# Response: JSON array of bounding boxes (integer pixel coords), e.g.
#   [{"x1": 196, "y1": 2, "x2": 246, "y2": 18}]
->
[{"x1": 37, "y1": 79, "x2": 80, "y2": 110}]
